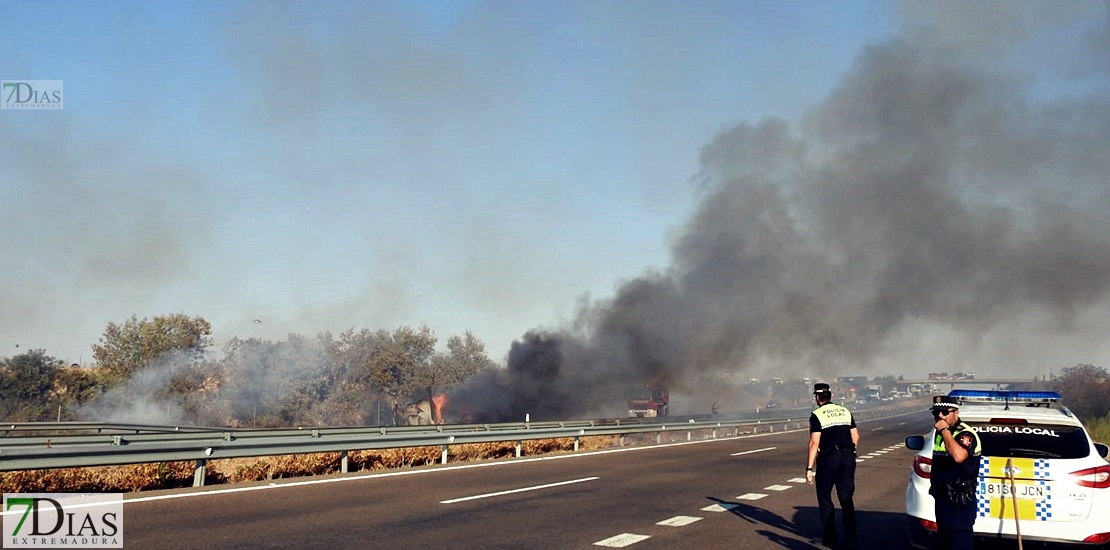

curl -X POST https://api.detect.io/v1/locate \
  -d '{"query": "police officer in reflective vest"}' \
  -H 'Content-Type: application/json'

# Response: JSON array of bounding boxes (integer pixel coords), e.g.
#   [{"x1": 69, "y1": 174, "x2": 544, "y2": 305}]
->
[
  {"x1": 806, "y1": 383, "x2": 859, "y2": 549},
  {"x1": 929, "y1": 395, "x2": 981, "y2": 550}
]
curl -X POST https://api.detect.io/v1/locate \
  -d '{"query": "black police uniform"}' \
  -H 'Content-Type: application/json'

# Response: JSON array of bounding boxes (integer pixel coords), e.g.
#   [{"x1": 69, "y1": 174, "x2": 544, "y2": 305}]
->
[
  {"x1": 928, "y1": 398, "x2": 981, "y2": 550},
  {"x1": 809, "y1": 387, "x2": 857, "y2": 549}
]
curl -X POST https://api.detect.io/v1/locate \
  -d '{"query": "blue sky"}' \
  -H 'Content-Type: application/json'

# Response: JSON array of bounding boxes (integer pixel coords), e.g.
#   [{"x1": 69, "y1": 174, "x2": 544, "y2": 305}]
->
[{"x1": 3, "y1": 1, "x2": 1107, "y2": 378}]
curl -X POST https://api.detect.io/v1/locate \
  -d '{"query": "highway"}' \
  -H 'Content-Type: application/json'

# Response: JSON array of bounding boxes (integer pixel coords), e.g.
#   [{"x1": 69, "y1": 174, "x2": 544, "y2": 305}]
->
[{"x1": 120, "y1": 411, "x2": 929, "y2": 549}]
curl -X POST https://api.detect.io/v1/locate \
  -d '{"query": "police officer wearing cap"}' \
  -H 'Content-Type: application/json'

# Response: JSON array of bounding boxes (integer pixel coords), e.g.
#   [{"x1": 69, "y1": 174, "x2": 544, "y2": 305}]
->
[
  {"x1": 928, "y1": 395, "x2": 981, "y2": 550},
  {"x1": 806, "y1": 383, "x2": 859, "y2": 549}
]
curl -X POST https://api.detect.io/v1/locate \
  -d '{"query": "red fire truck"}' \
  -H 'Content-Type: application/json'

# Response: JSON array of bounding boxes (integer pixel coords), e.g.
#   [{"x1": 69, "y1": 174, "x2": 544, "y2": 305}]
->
[{"x1": 627, "y1": 384, "x2": 669, "y2": 418}]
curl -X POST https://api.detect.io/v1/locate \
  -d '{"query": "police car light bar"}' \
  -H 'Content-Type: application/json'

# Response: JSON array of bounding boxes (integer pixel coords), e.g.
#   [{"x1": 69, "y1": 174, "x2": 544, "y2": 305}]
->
[
  {"x1": 950, "y1": 388, "x2": 1061, "y2": 402},
  {"x1": 948, "y1": 389, "x2": 1063, "y2": 402}
]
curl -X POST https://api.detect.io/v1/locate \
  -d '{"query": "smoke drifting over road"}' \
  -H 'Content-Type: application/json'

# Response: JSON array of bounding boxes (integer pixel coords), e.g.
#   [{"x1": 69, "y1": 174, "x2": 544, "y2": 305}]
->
[{"x1": 456, "y1": 9, "x2": 1110, "y2": 421}]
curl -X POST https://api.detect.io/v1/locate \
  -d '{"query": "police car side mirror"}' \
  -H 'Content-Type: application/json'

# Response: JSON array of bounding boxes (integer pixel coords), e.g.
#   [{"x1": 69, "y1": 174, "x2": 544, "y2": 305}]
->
[
  {"x1": 1095, "y1": 442, "x2": 1109, "y2": 459},
  {"x1": 905, "y1": 435, "x2": 925, "y2": 451}
]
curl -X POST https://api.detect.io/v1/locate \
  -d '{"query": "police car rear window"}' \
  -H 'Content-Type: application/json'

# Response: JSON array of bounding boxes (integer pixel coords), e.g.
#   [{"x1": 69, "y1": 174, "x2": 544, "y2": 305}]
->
[{"x1": 968, "y1": 421, "x2": 1090, "y2": 459}]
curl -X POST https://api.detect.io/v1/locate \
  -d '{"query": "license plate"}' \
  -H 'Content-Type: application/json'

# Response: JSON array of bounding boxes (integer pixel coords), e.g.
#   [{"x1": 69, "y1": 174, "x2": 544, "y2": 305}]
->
[
  {"x1": 978, "y1": 480, "x2": 1049, "y2": 521},
  {"x1": 980, "y1": 481, "x2": 1048, "y2": 499}
]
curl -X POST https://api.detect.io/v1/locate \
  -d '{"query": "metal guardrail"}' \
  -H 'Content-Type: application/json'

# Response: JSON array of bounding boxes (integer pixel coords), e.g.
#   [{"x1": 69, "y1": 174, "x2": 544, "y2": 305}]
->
[
  {"x1": 1, "y1": 422, "x2": 229, "y2": 436},
  {"x1": 0, "y1": 405, "x2": 921, "y2": 487}
]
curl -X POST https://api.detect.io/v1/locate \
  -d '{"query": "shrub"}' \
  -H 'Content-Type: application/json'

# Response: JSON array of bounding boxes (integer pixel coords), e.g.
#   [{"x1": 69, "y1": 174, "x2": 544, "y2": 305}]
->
[{"x1": 1085, "y1": 413, "x2": 1110, "y2": 445}]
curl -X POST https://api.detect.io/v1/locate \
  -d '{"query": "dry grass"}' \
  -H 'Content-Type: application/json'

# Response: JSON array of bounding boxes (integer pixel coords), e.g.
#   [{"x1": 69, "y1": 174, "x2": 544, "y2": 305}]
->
[{"x1": 0, "y1": 435, "x2": 627, "y2": 494}]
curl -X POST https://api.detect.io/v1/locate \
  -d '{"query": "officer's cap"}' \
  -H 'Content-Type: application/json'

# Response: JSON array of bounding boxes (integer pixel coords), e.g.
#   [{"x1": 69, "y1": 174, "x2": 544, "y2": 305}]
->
[
  {"x1": 930, "y1": 395, "x2": 960, "y2": 410},
  {"x1": 813, "y1": 383, "x2": 831, "y2": 394}
]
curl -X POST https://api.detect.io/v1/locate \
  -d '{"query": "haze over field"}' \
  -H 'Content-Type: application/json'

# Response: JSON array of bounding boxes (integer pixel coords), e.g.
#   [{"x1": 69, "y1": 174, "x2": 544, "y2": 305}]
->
[{"x1": 3, "y1": 2, "x2": 1108, "y2": 420}]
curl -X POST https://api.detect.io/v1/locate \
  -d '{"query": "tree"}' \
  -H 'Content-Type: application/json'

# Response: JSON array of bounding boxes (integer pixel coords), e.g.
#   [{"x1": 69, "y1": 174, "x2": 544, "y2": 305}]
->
[
  {"x1": 436, "y1": 330, "x2": 495, "y2": 389},
  {"x1": 366, "y1": 325, "x2": 437, "y2": 422},
  {"x1": 217, "y1": 334, "x2": 335, "y2": 427},
  {"x1": 1051, "y1": 364, "x2": 1108, "y2": 420},
  {"x1": 163, "y1": 359, "x2": 226, "y2": 426},
  {"x1": 320, "y1": 329, "x2": 395, "y2": 425},
  {"x1": 92, "y1": 314, "x2": 212, "y2": 382},
  {"x1": 0, "y1": 350, "x2": 64, "y2": 421},
  {"x1": 51, "y1": 364, "x2": 105, "y2": 413}
]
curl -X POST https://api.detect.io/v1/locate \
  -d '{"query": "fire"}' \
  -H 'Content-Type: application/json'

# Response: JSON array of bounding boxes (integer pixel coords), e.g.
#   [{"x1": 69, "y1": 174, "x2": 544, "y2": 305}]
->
[{"x1": 432, "y1": 393, "x2": 447, "y2": 424}]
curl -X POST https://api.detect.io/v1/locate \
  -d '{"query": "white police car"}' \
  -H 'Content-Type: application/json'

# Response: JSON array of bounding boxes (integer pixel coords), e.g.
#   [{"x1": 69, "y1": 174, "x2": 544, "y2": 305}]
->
[{"x1": 905, "y1": 390, "x2": 1110, "y2": 548}]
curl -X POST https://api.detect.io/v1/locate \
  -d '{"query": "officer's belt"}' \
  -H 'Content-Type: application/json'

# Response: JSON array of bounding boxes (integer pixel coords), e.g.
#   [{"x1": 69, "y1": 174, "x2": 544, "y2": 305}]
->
[{"x1": 819, "y1": 444, "x2": 856, "y2": 452}]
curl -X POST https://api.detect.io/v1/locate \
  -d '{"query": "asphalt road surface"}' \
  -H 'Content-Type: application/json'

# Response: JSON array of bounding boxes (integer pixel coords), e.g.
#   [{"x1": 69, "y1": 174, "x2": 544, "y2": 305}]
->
[{"x1": 122, "y1": 412, "x2": 929, "y2": 549}]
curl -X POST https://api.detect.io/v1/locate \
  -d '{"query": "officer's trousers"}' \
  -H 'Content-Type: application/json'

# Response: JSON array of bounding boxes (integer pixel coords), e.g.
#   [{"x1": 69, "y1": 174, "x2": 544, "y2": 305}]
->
[
  {"x1": 934, "y1": 496, "x2": 975, "y2": 550},
  {"x1": 815, "y1": 448, "x2": 857, "y2": 549}
]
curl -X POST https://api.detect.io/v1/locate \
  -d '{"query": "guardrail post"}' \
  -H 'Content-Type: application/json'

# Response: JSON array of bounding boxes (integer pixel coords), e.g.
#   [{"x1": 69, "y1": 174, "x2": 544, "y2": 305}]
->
[
  {"x1": 193, "y1": 459, "x2": 206, "y2": 487},
  {"x1": 687, "y1": 431, "x2": 692, "y2": 441},
  {"x1": 441, "y1": 444, "x2": 449, "y2": 464},
  {"x1": 340, "y1": 450, "x2": 349, "y2": 473},
  {"x1": 656, "y1": 433, "x2": 661, "y2": 444},
  {"x1": 574, "y1": 436, "x2": 580, "y2": 452},
  {"x1": 515, "y1": 440, "x2": 522, "y2": 457}
]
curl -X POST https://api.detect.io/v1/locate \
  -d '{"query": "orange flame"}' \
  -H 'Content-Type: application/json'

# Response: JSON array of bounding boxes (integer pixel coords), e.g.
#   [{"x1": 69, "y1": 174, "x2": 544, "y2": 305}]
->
[{"x1": 432, "y1": 393, "x2": 447, "y2": 424}]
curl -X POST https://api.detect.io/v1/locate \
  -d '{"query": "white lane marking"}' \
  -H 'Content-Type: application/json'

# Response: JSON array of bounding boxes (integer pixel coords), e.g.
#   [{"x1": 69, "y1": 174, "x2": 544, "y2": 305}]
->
[
  {"x1": 764, "y1": 485, "x2": 792, "y2": 491},
  {"x1": 898, "y1": 422, "x2": 907, "y2": 426},
  {"x1": 440, "y1": 476, "x2": 599, "y2": 504},
  {"x1": 788, "y1": 477, "x2": 807, "y2": 483},
  {"x1": 594, "y1": 533, "x2": 651, "y2": 547},
  {"x1": 856, "y1": 458, "x2": 865, "y2": 462},
  {"x1": 657, "y1": 516, "x2": 703, "y2": 527},
  {"x1": 731, "y1": 446, "x2": 776, "y2": 456},
  {"x1": 702, "y1": 503, "x2": 740, "y2": 512},
  {"x1": 872, "y1": 427, "x2": 885, "y2": 431},
  {"x1": 737, "y1": 493, "x2": 768, "y2": 500}
]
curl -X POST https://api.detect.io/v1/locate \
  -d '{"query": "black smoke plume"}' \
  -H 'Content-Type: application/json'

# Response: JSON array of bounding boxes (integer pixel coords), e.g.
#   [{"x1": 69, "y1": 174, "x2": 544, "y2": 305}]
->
[{"x1": 453, "y1": 12, "x2": 1110, "y2": 421}]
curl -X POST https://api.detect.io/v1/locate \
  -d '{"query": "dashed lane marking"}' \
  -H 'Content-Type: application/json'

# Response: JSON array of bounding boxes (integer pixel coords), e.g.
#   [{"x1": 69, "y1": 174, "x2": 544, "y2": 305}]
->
[
  {"x1": 764, "y1": 485, "x2": 792, "y2": 491},
  {"x1": 594, "y1": 533, "x2": 651, "y2": 547},
  {"x1": 657, "y1": 516, "x2": 703, "y2": 527},
  {"x1": 702, "y1": 503, "x2": 740, "y2": 512},
  {"x1": 788, "y1": 477, "x2": 807, "y2": 483},
  {"x1": 860, "y1": 445, "x2": 903, "y2": 458},
  {"x1": 737, "y1": 493, "x2": 769, "y2": 500},
  {"x1": 731, "y1": 446, "x2": 776, "y2": 456}
]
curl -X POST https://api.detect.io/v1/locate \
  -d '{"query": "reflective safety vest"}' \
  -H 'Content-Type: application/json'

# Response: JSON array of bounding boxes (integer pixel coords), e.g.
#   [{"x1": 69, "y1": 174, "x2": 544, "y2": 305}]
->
[
  {"x1": 810, "y1": 402, "x2": 856, "y2": 451},
  {"x1": 933, "y1": 421, "x2": 982, "y2": 456},
  {"x1": 930, "y1": 420, "x2": 981, "y2": 492},
  {"x1": 812, "y1": 403, "x2": 853, "y2": 429}
]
